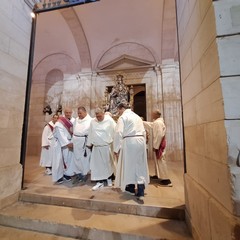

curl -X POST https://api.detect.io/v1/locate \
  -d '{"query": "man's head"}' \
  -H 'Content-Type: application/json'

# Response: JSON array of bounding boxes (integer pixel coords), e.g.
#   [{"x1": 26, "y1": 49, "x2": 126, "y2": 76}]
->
[
  {"x1": 152, "y1": 110, "x2": 161, "y2": 120},
  {"x1": 95, "y1": 107, "x2": 105, "y2": 122},
  {"x1": 77, "y1": 106, "x2": 87, "y2": 119},
  {"x1": 117, "y1": 101, "x2": 129, "y2": 116},
  {"x1": 64, "y1": 108, "x2": 73, "y2": 120},
  {"x1": 52, "y1": 114, "x2": 59, "y2": 123}
]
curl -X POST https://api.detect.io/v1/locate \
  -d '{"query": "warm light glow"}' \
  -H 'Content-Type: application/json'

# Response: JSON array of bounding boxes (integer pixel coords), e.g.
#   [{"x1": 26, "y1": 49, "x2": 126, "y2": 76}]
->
[{"x1": 31, "y1": 12, "x2": 36, "y2": 18}]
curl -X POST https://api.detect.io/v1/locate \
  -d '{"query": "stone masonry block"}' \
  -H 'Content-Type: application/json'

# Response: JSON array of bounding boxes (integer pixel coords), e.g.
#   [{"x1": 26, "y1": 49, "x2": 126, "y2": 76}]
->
[
  {"x1": 9, "y1": 39, "x2": 29, "y2": 64},
  {"x1": 221, "y1": 76, "x2": 240, "y2": 119},
  {"x1": 180, "y1": 47, "x2": 192, "y2": 83},
  {"x1": 182, "y1": 63, "x2": 202, "y2": 105},
  {"x1": 185, "y1": 124, "x2": 206, "y2": 156},
  {"x1": 198, "y1": 157, "x2": 232, "y2": 213},
  {"x1": 0, "y1": 148, "x2": 21, "y2": 168},
  {"x1": 205, "y1": 120, "x2": 228, "y2": 164},
  {"x1": 183, "y1": 98, "x2": 197, "y2": 127},
  {"x1": 200, "y1": 40, "x2": 220, "y2": 89},
  {"x1": 0, "y1": 51, "x2": 28, "y2": 79},
  {"x1": 192, "y1": 5, "x2": 216, "y2": 67},
  {"x1": 0, "y1": 164, "x2": 22, "y2": 200},
  {"x1": 0, "y1": 10, "x2": 30, "y2": 50},
  {"x1": 217, "y1": 35, "x2": 240, "y2": 76},
  {"x1": 0, "y1": 32, "x2": 10, "y2": 54},
  {"x1": 185, "y1": 174, "x2": 212, "y2": 240},
  {"x1": 196, "y1": 79, "x2": 224, "y2": 124},
  {"x1": 209, "y1": 197, "x2": 236, "y2": 240},
  {"x1": 0, "y1": 70, "x2": 26, "y2": 95},
  {"x1": 199, "y1": 0, "x2": 212, "y2": 20},
  {"x1": 214, "y1": 0, "x2": 240, "y2": 36},
  {"x1": 185, "y1": 151, "x2": 203, "y2": 183}
]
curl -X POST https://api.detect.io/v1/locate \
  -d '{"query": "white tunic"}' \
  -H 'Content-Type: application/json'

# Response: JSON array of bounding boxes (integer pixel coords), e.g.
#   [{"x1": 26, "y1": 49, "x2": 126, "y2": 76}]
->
[
  {"x1": 143, "y1": 117, "x2": 169, "y2": 179},
  {"x1": 87, "y1": 115, "x2": 116, "y2": 181},
  {"x1": 39, "y1": 121, "x2": 55, "y2": 168},
  {"x1": 72, "y1": 114, "x2": 92, "y2": 175},
  {"x1": 144, "y1": 117, "x2": 166, "y2": 150},
  {"x1": 114, "y1": 109, "x2": 149, "y2": 191},
  {"x1": 52, "y1": 117, "x2": 76, "y2": 182}
]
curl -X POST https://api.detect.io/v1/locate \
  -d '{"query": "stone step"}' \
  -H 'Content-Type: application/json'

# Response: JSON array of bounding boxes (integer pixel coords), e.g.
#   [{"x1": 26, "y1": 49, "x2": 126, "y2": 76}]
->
[
  {"x1": 20, "y1": 184, "x2": 185, "y2": 220},
  {"x1": 0, "y1": 225, "x2": 76, "y2": 240},
  {"x1": 0, "y1": 202, "x2": 192, "y2": 240}
]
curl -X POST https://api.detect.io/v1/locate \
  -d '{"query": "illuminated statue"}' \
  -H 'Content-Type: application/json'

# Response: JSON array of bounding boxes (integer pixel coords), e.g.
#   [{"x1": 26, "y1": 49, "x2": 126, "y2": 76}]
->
[{"x1": 104, "y1": 74, "x2": 134, "y2": 116}]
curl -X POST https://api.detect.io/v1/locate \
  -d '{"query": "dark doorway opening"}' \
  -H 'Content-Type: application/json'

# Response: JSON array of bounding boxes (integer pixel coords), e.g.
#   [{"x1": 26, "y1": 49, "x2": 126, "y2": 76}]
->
[{"x1": 133, "y1": 86, "x2": 146, "y2": 120}]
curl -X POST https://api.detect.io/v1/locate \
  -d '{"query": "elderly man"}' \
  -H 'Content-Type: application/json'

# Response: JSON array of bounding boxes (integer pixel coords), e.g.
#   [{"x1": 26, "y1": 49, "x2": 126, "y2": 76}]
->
[
  {"x1": 143, "y1": 110, "x2": 172, "y2": 187},
  {"x1": 40, "y1": 114, "x2": 59, "y2": 175},
  {"x1": 72, "y1": 106, "x2": 92, "y2": 183},
  {"x1": 52, "y1": 107, "x2": 76, "y2": 184},
  {"x1": 114, "y1": 102, "x2": 149, "y2": 202},
  {"x1": 87, "y1": 107, "x2": 116, "y2": 190}
]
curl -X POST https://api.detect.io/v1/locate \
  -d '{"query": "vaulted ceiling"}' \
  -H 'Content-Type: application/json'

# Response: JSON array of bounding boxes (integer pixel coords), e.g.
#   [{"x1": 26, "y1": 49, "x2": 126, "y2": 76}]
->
[{"x1": 34, "y1": 0, "x2": 178, "y2": 71}]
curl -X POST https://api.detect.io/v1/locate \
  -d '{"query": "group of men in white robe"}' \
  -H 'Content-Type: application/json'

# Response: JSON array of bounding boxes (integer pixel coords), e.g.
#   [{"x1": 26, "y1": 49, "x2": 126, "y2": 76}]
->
[
  {"x1": 40, "y1": 106, "x2": 116, "y2": 189},
  {"x1": 40, "y1": 103, "x2": 171, "y2": 202}
]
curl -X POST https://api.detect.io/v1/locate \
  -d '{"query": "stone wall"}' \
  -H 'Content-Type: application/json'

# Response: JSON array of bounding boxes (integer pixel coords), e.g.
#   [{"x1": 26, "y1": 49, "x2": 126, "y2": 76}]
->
[
  {"x1": 0, "y1": 0, "x2": 32, "y2": 208},
  {"x1": 176, "y1": 0, "x2": 240, "y2": 239},
  {"x1": 27, "y1": 53, "x2": 81, "y2": 156}
]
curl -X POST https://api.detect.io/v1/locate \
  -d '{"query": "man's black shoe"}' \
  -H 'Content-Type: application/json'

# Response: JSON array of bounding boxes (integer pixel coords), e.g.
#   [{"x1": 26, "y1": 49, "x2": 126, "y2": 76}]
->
[
  {"x1": 150, "y1": 175, "x2": 159, "y2": 180},
  {"x1": 125, "y1": 184, "x2": 135, "y2": 195},
  {"x1": 159, "y1": 179, "x2": 173, "y2": 187},
  {"x1": 56, "y1": 177, "x2": 63, "y2": 184},
  {"x1": 63, "y1": 175, "x2": 72, "y2": 182}
]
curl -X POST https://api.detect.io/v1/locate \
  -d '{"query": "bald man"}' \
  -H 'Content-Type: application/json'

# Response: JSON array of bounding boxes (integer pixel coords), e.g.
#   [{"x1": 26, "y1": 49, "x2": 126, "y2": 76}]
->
[
  {"x1": 87, "y1": 107, "x2": 116, "y2": 190},
  {"x1": 143, "y1": 110, "x2": 172, "y2": 187}
]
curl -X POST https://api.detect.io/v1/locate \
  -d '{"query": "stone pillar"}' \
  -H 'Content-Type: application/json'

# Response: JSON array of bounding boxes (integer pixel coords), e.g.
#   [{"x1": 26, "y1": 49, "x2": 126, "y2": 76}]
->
[
  {"x1": 0, "y1": 1, "x2": 32, "y2": 208},
  {"x1": 161, "y1": 61, "x2": 183, "y2": 162}
]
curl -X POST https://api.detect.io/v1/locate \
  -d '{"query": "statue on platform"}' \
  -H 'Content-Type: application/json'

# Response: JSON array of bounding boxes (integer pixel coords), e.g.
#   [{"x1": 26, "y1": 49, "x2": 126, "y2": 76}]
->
[{"x1": 104, "y1": 74, "x2": 134, "y2": 116}]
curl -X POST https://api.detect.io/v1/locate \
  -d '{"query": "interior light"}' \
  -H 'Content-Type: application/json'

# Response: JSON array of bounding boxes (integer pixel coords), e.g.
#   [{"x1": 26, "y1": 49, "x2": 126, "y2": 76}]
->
[{"x1": 31, "y1": 12, "x2": 36, "y2": 18}]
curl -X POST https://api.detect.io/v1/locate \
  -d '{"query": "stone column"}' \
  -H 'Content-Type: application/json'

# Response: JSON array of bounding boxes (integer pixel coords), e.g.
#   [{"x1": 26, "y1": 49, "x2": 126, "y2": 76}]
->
[
  {"x1": 161, "y1": 61, "x2": 183, "y2": 162},
  {"x1": 0, "y1": 0, "x2": 32, "y2": 208}
]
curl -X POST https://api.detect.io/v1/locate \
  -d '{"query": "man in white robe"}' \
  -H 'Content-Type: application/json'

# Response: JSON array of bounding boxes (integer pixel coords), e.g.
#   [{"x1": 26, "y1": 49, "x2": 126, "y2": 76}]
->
[
  {"x1": 87, "y1": 108, "x2": 116, "y2": 190},
  {"x1": 143, "y1": 110, "x2": 172, "y2": 187},
  {"x1": 40, "y1": 114, "x2": 59, "y2": 175},
  {"x1": 72, "y1": 106, "x2": 92, "y2": 183},
  {"x1": 114, "y1": 102, "x2": 149, "y2": 202},
  {"x1": 52, "y1": 108, "x2": 76, "y2": 184}
]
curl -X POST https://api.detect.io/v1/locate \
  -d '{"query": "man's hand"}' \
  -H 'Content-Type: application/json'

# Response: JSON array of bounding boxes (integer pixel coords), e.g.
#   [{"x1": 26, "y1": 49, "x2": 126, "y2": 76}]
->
[
  {"x1": 67, "y1": 143, "x2": 73, "y2": 150},
  {"x1": 86, "y1": 145, "x2": 93, "y2": 151}
]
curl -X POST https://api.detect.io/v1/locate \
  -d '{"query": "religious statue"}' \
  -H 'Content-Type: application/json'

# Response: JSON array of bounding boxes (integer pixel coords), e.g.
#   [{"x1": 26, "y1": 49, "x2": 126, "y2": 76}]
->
[{"x1": 104, "y1": 74, "x2": 134, "y2": 116}]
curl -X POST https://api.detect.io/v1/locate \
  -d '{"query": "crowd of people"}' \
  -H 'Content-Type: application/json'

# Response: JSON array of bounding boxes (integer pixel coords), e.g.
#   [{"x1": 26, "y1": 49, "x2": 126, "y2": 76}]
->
[{"x1": 40, "y1": 103, "x2": 172, "y2": 203}]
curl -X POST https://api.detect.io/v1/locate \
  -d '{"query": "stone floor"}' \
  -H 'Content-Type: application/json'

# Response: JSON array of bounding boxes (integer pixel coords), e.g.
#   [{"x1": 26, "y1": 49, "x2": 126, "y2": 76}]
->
[
  {"x1": 0, "y1": 156, "x2": 191, "y2": 240},
  {"x1": 23, "y1": 156, "x2": 185, "y2": 209}
]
